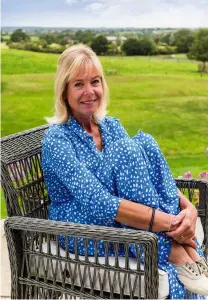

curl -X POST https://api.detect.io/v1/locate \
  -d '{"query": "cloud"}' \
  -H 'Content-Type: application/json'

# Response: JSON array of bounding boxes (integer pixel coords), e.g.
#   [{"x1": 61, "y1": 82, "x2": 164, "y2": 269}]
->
[
  {"x1": 85, "y1": 0, "x2": 208, "y2": 15},
  {"x1": 85, "y1": 2, "x2": 105, "y2": 12},
  {"x1": 2, "y1": 0, "x2": 208, "y2": 27},
  {"x1": 84, "y1": 0, "x2": 208, "y2": 27},
  {"x1": 65, "y1": 0, "x2": 78, "y2": 4}
]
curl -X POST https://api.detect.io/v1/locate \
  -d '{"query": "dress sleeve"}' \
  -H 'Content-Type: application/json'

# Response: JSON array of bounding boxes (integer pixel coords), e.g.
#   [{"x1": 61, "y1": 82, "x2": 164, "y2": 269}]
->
[{"x1": 42, "y1": 128, "x2": 121, "y2": 226}]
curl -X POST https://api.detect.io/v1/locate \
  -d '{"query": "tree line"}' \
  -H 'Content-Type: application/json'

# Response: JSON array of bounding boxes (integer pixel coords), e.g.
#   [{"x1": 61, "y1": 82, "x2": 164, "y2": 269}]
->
[{"x1": 2, "y1": 28, "x2": 208, "y2": 67}]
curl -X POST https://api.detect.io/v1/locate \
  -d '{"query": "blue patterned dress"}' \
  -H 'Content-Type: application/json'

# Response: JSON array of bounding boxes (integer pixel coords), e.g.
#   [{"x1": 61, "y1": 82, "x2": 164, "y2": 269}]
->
[{"x1": 42, "y1": 116, "x2": 204, "y2": 299}]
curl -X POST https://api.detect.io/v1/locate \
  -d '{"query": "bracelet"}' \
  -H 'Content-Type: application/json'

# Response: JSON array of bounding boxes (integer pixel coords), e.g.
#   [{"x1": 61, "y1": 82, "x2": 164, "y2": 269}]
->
[{"x1": 149, "y1": 208, "x2": 156, "y2": 232}]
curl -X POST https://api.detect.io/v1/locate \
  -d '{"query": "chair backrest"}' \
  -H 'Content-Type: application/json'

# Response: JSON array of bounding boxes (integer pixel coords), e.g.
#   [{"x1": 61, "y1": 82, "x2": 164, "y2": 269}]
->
[
  {"x1": 1, "y1": 125, "x2": 50, "y2": 218},
  {"x1": 176, "y1": 178, "x2": 208, "y2": 257}
]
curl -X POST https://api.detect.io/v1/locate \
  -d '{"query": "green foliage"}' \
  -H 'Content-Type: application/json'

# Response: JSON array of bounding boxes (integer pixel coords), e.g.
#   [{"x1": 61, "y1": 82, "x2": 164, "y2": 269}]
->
[
  {"x1": 39, "y1": 33, "x2": 56, "y2": 44},
  {"x1": 91, "y1": 35, "x2": 109, "y2": 55},
  {"x1": 122, "y1": 38, "x2": 156, "y2": 56},
  {"x1": 122, "y1": 38, "x2": 140, "y2": 55},
  {"x1": 188, "y1": 28, "x2": 208, "y2": 64},
  {"x1": 10, "y1": 29, "x2": 30, "y2": 42},
  {"x1": 39, "y1": 33, "x2": 68, "y2": 46},
  {"x1": 106, "y1": 43, "x2": 123, "y2": 56},
  {"x1": 137, "y1": 38, "x2": 157, "y2": 55},
  {"x1": 8, "y1": 41, "x2": 66, "y2": 54},
  {"x1": 174, "y1": 29, "x2": 194, "y2": 53},
  {"x1": 160, "y1": 33, "x2": 171, "y2": 45},
  {"x1": 74, "y1": 30, "x2": 94, "y2": 44},
  {"x1": 156, "y1": 45, "x2": 176, "y2": 55}
]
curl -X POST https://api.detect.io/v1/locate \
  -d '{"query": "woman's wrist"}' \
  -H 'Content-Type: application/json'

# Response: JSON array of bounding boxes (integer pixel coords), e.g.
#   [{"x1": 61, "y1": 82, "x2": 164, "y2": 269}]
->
[{"x1": 153, "y1": 210, "x2": 173, "y2": 232}]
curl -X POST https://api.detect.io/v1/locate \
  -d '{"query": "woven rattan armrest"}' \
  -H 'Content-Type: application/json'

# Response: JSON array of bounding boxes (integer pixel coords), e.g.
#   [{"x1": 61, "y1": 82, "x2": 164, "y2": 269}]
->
[{"x1": 5, "y1": 216, "x2": 159, "y2": 299}]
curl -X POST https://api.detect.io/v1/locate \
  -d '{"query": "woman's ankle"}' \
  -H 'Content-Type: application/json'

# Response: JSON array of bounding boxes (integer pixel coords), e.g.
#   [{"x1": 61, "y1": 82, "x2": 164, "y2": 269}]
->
[
  {"x1": 168, "y1": 241, "x2": 194, "y2": 265},
  {"x1": 182, "y1": 244, "x2": 201, "y2": 262}
]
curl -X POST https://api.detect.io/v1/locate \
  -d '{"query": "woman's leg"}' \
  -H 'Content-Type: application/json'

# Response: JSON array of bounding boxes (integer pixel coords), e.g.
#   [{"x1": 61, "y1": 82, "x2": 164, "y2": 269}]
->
[
  {"x1": 169, "y1": 241, "x2": 195, "y2": 265},
  {"x1": 96, "y1": 138, "x2": 161, "y2": 207},
  {"x1": 182, "y1": 244, "x2": 202, "y2": 262},
  {"x1": 101, "y1": 138, "x2": 204, "y2": 264},
  {"x1": 96, "y1": 137, "x2": 207, "y2": 297},
  {"x1": 98, "y1": 138, "x2": 199, "y2": 262},
  {"x1": 132, "y1": 133, "x2": 206, "y2": 266}
]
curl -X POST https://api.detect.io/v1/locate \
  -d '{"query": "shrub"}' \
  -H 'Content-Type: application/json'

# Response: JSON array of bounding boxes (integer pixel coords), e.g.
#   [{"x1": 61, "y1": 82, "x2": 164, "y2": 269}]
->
[
  {"x1": 122, "y1": 38, "x2": 156, "y2": 56},
  {"x1": 156, "y1": 45, "x2": 176, "y2": 55},
  {"x1": 91, "y1": 35, "x2": 109, "y2": 55},
  {"x1": 8, "y1": 41, "x2": 66, "y2": 54}
]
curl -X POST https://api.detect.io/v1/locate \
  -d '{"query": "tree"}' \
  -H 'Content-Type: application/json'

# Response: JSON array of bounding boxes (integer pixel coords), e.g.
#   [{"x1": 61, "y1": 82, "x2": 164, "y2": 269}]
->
[
  {"x1": 122, "y1": 38, "x2": 156, "y2": 56},
  {"x1": 74, "y1": 30, "x2": 94, "y2": 44},
  {"x1": 39, "y1": 33, "x2": 56, "y2": 45},
  {"x1": 160, "y1": 32, "x2": 175, "y2": 45},
  {"x1": 10, "y1": 29, "x2": 30, "y2": 42},
  {"x1": 153, "y1": 35, "x2": 161, "y2": 45},
  {"x1": 122, "y1": 38, "x2": 139, "y2": 55},
  {"x1": 91, "y1": 35, "x2": 108, "y2": 55},
  {"x1": 174, "y1": 29, "x2": 194, "y2": 53},
  {"x1": 188, "y1": 28, "x2": 208, "y2": 72},
  {"x1": 106, "y1": 43, "x2": 119, "y2": 56},
  {"x1": 137, "y1": 38, "x2": 156, "y2": 55}
]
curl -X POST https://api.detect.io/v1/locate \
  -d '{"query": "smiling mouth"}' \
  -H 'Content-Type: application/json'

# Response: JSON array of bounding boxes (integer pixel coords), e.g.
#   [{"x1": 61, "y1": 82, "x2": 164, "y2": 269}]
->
[{"x1": 81, "y1": 99, "x2": 97, "y2": 104}]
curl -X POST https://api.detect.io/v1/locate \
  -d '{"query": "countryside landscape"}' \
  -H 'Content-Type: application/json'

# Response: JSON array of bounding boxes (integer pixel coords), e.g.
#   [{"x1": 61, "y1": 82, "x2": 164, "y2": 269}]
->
[
  {"x1": 1, "y1": 26, "x2": 208, "y2": 217},
  {"x1": 1, "y1": 1, "x2": 208, "y2": 298}
]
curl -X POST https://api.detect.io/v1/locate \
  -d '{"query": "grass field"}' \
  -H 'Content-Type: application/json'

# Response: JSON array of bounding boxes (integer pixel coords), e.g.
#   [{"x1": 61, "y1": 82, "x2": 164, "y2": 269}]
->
[{"x1": 1, "y1": 47, "x2": 208, "y2": 218}]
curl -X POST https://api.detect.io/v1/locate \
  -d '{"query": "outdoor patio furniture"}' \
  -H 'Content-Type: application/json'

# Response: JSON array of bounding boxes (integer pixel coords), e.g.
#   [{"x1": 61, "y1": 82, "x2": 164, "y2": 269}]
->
[{"x1": 1, "y1": 125, "x2": 208, "y2": 299}]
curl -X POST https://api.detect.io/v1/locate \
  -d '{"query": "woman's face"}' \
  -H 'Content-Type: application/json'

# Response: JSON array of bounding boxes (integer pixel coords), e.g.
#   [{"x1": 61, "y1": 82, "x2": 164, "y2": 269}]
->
[{"x1": 67, "y1": 66, "x2": 103, "y2": 120}]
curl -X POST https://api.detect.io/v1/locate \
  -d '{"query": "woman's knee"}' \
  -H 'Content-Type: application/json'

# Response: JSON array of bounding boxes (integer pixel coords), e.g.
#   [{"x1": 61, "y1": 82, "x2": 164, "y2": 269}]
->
[{"x1": 107, "y1": 138, "x2": 139, "y2": 158}]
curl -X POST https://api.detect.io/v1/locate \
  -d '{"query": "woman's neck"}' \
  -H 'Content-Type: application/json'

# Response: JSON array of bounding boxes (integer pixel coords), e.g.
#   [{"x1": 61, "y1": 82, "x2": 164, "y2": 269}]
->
[{"x1": 73, "y1": 113, "x2": 96, "y2": 134}]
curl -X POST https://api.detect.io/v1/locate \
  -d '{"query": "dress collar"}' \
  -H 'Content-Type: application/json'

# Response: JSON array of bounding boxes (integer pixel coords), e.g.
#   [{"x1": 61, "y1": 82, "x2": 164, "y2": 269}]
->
[{"x1": 67, "y1": 115, "x2": 103, "y2": 140}]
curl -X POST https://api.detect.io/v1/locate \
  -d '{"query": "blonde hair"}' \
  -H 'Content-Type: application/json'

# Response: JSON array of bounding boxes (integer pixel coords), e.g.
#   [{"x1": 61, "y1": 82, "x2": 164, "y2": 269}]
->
[{"x1": 46, "y1": 44, "x2": 109, "y2": 124}]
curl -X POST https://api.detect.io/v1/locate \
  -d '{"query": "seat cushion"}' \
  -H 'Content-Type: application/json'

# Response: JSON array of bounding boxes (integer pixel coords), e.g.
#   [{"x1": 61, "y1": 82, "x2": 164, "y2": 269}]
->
[
  {"x1": 31, "y1": 241, "x2": 169, "y2": 299},
  {"x1": 196, "y1": 217, "x2": 204, "y2": 246},
  {"x1": 30, "y1": 218, "x2": 204, "y2": 298}
]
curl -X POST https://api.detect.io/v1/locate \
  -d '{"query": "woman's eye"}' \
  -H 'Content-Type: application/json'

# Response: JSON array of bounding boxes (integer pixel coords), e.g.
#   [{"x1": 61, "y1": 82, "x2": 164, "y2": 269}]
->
[
  {"x1": 74, "y1": 82, "x2": 82, "y2": 87},
  {"x1": 92, "y1": 79, "x2": 100, "y2": 84}
]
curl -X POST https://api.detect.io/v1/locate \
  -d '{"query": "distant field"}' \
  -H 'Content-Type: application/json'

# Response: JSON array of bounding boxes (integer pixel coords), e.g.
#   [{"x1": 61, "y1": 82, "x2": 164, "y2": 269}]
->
[
  {"x1": 31, "y1": 36, "x2": 39, "y2": 41},
  {"x1": 2, "y1": 35, "x2": 39, "y2": 41},
  {"x1": 2, "y1": 35, "x2": 10, "y2": 40},
  {"x1": 1, "y1": 48, "x2": 208, "y2": 217}
]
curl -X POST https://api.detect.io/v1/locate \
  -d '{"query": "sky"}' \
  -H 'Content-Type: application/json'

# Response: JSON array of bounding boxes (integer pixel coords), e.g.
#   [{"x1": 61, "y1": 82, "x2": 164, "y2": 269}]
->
[{"x1": 1, "y1": 0, "x2": 208, "y2": 28}]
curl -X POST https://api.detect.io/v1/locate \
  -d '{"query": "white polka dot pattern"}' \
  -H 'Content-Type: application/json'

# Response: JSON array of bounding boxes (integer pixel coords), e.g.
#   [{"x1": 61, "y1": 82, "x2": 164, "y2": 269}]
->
[{"x1": 42, "y1": 116, "x2": 204, "y2": 299}]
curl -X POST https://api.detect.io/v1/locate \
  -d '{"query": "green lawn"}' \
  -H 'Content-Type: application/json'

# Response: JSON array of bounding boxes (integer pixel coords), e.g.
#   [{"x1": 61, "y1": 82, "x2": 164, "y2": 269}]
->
[{"x1": 1, "y1": 48, "x2": 208, "y2": 218}]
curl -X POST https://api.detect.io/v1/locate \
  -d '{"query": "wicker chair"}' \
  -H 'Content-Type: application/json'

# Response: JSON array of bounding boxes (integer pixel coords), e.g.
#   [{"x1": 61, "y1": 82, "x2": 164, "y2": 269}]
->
[{"x1": 1, "y1": 125, "x2": 208, "y2": 299}]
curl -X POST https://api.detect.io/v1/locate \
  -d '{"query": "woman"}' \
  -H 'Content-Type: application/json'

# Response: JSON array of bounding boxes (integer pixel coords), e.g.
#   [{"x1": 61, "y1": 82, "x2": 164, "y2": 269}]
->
[{"x1": 42, "y1": 44, "x2": 208, "y2": 298}]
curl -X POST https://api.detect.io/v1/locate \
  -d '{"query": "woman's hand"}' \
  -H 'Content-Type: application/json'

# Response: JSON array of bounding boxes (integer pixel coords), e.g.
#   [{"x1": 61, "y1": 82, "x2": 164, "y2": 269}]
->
[{"x1": 166, "y1": 205, "x2": 198, "y2": 249}]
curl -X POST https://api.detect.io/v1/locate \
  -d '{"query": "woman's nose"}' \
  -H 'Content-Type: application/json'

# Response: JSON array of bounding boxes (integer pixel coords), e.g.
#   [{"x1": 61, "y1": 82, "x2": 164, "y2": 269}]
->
[{"x1": 83, "y1": 84, "x2": 94, "y2": 96}]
